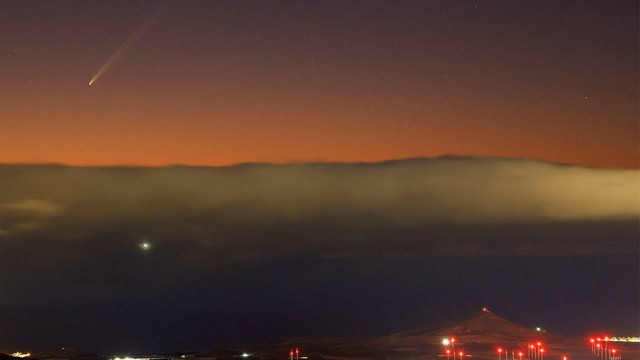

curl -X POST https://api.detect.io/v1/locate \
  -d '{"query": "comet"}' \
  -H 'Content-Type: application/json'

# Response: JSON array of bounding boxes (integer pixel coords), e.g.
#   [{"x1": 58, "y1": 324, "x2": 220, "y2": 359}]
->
[{"x1": 88, "y1": 1, "x2": 170, "y2": 86}]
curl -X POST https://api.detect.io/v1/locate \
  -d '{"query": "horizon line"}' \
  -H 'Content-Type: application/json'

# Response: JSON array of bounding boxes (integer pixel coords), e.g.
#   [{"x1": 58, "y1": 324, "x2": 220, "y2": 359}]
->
[{"x1": 1, "y1": 155, "x2": 637, "y2": 170}]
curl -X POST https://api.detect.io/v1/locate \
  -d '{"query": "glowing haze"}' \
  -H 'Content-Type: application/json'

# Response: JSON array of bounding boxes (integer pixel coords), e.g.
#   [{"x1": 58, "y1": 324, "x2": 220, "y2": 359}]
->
[{"x1": 1, "y1": 158, "x2": 638, "y2": 250}]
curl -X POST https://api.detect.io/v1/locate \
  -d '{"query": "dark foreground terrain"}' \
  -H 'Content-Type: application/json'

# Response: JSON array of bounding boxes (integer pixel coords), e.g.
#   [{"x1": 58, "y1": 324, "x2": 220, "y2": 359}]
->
[{"x1": 4, "y1": 311, "x2": 638, "y2": 360}]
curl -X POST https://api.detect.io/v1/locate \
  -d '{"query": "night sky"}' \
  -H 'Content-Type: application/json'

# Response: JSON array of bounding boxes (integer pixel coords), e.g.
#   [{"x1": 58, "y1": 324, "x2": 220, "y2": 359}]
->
[{"x1": 0, "y1": 0, "x2": 638, "y2": 355}]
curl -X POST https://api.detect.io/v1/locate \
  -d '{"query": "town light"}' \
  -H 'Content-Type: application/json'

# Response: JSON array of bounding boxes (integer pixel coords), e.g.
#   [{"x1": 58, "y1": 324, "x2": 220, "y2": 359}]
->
[
  {"x1": 451, "y1": 338, "x2": 456, "y2": 360},
  {"x1": 10, "y1": 353, "x2": 31, "y2": 358}
]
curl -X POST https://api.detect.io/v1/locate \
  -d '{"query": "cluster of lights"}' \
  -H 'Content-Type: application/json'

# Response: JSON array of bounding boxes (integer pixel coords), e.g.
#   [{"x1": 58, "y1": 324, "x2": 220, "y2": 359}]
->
[
  {"x1": 289, "y1": 348, "x2": 300, "y2": 360},
  {"x1": 525, "y1": 341, "x2": 546, "y2": 360},
  {"x1": 10, "y1": 353, "x2": 31, "y2": 358},
  {"x1": 496, "y1": 346, "x2": 524, "y2": 360},
  {"x1": 604, "y1": 337, "x2": 639, "y2": 343},
  {"x1": 442, "y1": 337, "x2": 468, "y2": 360},
  {"x1": 589, "y1": 337, "x2": 621, "y2": 360}
]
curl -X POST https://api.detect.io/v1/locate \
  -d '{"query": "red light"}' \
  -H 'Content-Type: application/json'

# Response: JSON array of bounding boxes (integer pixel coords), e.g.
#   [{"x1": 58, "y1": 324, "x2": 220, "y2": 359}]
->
[
  {"x1": 590, "y1": 339, "x2": 595, "y2": 343},
  {"x1": 540, "y1": 349, "x2": 544, "y2": 353},
  {"x1": 451, "y1": 338, "x2": 455, "y2": 343},
  {"x1": 296, "y1": 349, "x2": 299, "y2": 355},
  {"x1": 530, "y1": 345, "x2": 535, "y2": 349},
  {"x1": 447, "y1": 350, "x2": 451, "y2": 354},
  {"x1": 597, "y1": 344, "x2": 601, "y2": 348},
  {"x1": 519, "y1": 353, "x2": 523, "y2": 357},
  {"x1": 537, "y1": 342, "x2": 541, "y2": 346},
  {"x1": 498, "y1": 349, "x2": 503, "y2": 353},
  {"x1": 459, "y1": 352, "x2": 464, "y2": 357},
  {"x1": 612, "y1": 350, "x2": 616, "y2": 354}
]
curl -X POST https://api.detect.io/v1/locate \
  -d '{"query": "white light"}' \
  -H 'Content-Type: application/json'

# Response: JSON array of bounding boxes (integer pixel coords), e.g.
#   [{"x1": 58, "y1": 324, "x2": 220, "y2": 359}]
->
[
  {"x1": 242, "y1": 353, "x2": 250, "y2": 358},
  {"x1": 443, "y1": 339, "x2": 450, "y2": 346},
  {"x1": 11, "y1": 353, "x2": 31, "y2": 358}
]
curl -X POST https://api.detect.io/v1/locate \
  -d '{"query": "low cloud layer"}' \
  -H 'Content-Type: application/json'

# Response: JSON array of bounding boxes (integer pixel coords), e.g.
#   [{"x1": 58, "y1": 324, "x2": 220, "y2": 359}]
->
[
  {"x1": 0, "y1": 158, "x2": 637, "y2": 256},
  {"x1": 0, "y1": 157, "x2": 638, "y2": 348},
  {"x1": 1, "y1": 157, "x2": 637, "y2": 232},
  {"x1": 1, "y1": 157, "x2": 637, "y2": 280}
]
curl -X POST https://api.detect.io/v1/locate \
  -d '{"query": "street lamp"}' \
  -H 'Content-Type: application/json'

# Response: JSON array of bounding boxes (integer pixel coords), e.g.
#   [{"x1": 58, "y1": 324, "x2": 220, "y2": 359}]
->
[
  {"x1": 498, "y1": 348, "x2": 503, "y2": 360},
  {"x1": 451, "y1": 338, "x2": 456, "y2": 360},
  {"x1": 530, "y1": 345, "x2": 535, "y2": 358},
  {"x1": 443, "y1": 338, "x2": 451, "y2": 360},
  {"x1": 539, "y1": 349, "x2": 544, "y2": 360},
  {"x1": 518, "y1": 352, "x2": 523, "y2": 360},
  {"x1": 459, "y1": 352, "x2": 464, "y2": 360}
]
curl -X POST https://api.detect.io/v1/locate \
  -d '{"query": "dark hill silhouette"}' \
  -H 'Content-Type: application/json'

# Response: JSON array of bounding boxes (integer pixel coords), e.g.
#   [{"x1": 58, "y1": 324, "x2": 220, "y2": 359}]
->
[
  {"x1": 252, "y1": 310, "x2": 607, "y2": 360},
  {"x1": 386, "y1": 310, "x2": 565, "y2": 345}
]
